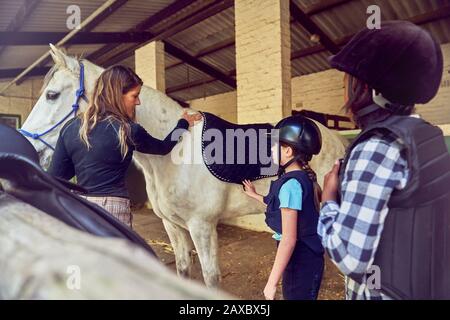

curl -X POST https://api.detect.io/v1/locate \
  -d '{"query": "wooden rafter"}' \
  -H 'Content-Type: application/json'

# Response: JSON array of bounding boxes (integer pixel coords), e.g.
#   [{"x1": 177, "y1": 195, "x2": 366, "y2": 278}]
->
[
  {"x1": 0, "y1": 0, "x2": 42, "y2": 58},
  {"x1": 17, "y1": 0, "x2": 130, "y2": 85},
  {"x1": 0, "y1": 67, "x2": 51, "y2": 79},
  {"x1": 164, "y1": 42, "x2": 236, "y2": 89},
  {"x1": 290, "y1": 4, "x2": 450, "y2": 62},
  {"x1": 166, "y1": 69, "x2": 235, "y2": 94},
  {"x1": 303, "y1": 0, "x2": 352, "y2": 15},
  {"x1": 290, "y1": 0, "x2": 340, "y2": 54},
  {"x1": 166, "y1": 37, "x2": 235, "y2": 69},
  {"x1": 100, "y1": 0, "x2": 234, "y2": 67},
  {"x1": 87, "y1": 0, "x2": 198, "y2": 62},
  {"x1": 0, "y1": 32, "x2": 156, "y2": 46}
]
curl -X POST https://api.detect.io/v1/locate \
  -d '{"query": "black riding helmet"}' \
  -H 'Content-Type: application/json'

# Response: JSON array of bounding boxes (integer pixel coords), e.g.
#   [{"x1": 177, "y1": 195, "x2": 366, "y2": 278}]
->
[
  {"x1": 271, "y1": 115, "x2": 322, "y2": 177},
  {"x1": 329, "y1": 20, "x2": 443, "y2": 114},
  {"x1": 275, "y1": 115, "x2": 322, "y2": 161}
]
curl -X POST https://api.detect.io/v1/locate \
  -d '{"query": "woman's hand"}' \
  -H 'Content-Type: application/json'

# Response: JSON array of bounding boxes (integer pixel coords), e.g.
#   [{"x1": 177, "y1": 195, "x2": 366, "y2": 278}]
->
[
  {"x1": 263, "y1": 283, "x2": 277, "y2": 300},
  {"x1": 322, "y1": 159, "x2": 341, "y2": 202},
  {"x1": 242, "y1": 179, "x2": 257, "y2": 198},
  {"x1": 182, "y1": 111, "x2": 203, "y2": 127}
]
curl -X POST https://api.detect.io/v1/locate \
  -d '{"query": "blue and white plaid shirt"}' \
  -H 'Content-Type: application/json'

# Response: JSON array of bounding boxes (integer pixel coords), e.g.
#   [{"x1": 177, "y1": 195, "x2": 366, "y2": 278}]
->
[{"x1": 318, "y1": 131, "x2": 409, "y2": 300}]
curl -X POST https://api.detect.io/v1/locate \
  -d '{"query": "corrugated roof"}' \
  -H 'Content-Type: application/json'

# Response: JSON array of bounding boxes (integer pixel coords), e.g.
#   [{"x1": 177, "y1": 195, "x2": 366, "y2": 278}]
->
[
  {"x1": 21, "y1": 0, "x2": 106, "y2": 32},
  {"x1": 0, "y1": 0, "x2": 449, "y2": 102},
  {"x1": 167, "y1": 6, "x2": 234, "y2": 55},
  {"x1": 170, "y1": 79, "x2": 233, "y2": 101},
  {"x1": 92, "y1": 0, "x2": 175, "y2": 32},
  {"x1": 0, "y1": 0, "x2": 26, "y2": 30}
]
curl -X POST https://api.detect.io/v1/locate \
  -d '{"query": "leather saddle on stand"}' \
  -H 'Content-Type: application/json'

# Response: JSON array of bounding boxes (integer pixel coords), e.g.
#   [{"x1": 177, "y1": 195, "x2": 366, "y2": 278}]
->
[{"x1": 0, "y1": 123, "x2": 156, "y2": 257}]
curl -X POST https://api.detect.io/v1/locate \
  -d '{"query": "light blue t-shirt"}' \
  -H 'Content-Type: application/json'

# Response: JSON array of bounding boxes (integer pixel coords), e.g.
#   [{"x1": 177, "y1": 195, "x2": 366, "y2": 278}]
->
[{"x1": 273, "y1": 178, "x2": 303, "y2": 241}]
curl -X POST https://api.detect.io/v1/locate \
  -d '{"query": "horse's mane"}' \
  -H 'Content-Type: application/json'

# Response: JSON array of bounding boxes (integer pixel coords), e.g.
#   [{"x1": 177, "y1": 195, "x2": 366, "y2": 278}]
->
[{"x1": 41, "y1": 54, "x2": 82, "y2": 95}]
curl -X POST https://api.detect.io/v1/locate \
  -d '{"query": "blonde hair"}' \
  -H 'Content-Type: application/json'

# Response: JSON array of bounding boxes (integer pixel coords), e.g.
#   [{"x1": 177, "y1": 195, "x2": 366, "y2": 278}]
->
[{"x1": 79, "y1": 65, "x2": 143, "y2": 158}]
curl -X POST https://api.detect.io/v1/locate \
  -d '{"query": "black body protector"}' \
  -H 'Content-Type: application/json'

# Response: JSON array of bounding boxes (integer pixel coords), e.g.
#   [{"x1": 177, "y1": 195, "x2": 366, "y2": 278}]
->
[{"x1": 338, "y1": 115, "x2": 450, "y2": 299}]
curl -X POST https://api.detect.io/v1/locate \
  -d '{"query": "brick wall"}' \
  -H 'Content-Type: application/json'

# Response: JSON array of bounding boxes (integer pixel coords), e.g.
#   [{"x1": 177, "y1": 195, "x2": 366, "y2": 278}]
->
[
  {"x1": 135, "y1": 41, "x2": 165, "y2": 92},
  {"x1": 189, "y1": 42, "x2": 450, "y2": 127},
  {"x1": 235, "y1": 0, "x2": 291, "y2": 124},
  {"x1": 0, "y1": 78, "x2": 43, "y2": 127},
  {"x1": 188, "y1": 91, "x2": 237, "y2": 122},
  {"x1": 416, "y1": 43, "x2": 450, "y2": 125}
]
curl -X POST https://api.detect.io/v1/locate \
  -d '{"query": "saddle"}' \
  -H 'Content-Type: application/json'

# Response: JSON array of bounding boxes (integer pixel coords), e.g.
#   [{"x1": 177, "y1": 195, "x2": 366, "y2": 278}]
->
[
  {"x1": 200, "y1": 112, "x2": 277, "y2": 184},
  {"x1": 0, "y1": 124, "x2": 155, "y2": 257}
]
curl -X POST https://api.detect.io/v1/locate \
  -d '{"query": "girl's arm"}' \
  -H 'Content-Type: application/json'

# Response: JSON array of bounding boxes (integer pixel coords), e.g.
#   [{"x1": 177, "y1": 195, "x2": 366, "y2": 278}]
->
[
  {"x1": 264, "y1": 208, "x2": 297, "y2": 300},
  {"x1": 242, "y1": 179, "x2": 267, "y2": 207}
]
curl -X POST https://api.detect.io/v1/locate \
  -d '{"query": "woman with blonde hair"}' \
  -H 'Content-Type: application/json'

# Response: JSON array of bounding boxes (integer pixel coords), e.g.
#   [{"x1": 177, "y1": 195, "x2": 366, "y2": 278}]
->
[{"x1": 48, "y1": 65, "x2": 201, "y2": 228}]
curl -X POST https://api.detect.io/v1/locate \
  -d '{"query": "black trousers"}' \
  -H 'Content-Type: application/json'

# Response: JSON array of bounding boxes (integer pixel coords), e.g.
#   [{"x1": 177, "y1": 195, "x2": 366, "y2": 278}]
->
[{"x1": 279, "y1": 241, "x2": 324, "y2": 300}]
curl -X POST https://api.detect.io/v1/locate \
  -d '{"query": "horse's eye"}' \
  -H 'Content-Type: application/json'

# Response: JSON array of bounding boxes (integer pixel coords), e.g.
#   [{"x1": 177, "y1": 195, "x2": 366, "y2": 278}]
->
[{"x1": 46, "y1": 91, "x2": 60, "y2": 100}]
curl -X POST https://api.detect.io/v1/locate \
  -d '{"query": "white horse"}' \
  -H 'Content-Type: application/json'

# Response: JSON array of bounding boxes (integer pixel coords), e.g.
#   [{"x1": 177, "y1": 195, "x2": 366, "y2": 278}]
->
[{"x1": 21, "y1": 45, "x2": 346, "y2": 287}]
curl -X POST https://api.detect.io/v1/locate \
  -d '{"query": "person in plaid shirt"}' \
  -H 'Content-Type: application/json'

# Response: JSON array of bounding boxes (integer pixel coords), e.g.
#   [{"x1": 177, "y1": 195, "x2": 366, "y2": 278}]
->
[{"x1": 318, "y1": 21, "x2": 450, "y2": 300}]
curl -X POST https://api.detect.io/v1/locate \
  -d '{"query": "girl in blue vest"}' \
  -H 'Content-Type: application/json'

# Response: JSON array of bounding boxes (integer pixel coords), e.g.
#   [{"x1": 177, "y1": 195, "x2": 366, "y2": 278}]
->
[{"x1": 243, "y1": 115, "x2": 324, "y2": 300}]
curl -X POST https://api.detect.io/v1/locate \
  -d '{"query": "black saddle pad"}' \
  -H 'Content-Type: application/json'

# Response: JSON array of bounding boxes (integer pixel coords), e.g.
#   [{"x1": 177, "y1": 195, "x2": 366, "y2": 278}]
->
[{"x1": 200, "y1": 112, "x2": 278, "y2": 184}]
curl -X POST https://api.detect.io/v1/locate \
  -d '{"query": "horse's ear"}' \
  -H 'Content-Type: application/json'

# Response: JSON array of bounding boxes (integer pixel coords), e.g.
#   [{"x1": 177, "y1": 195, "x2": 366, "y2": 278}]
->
[
  {"x1": 50, "y1": 43, "x2": 80, "y2": 73},
  {"x1": 49, "y1": 44, "x2": 66, "y2": 66},
  {"x1": 48, "y1": 44, "x2": 80, "y2": 73}
]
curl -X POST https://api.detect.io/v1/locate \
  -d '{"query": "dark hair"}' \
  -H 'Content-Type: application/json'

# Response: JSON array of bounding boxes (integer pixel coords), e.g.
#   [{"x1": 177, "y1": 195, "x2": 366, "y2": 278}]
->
[
  {"x1": 343, "y1": 75, "x2": 389, "y2": 128},
  {"x1": 280, "y1": 142, "x2": 322, "y2": 211},
  {"x1": 343, "y1": 75, "x2": 415, "y2": 129}
]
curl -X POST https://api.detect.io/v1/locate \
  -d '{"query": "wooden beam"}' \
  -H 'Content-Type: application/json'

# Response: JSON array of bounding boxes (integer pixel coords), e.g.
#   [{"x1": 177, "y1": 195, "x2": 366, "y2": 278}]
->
[
  {"x1": 79, "y1": 0, "x2": 130, "y2": 32},
  {"x1": 166, "y1": 37, "x2": 235, "y2": 69},
  {"x1": 0, "y1": 67, "x2": 51, "y2": 79},
  {"x1": 164, "y1": 42, "x2": 236, "y2": 89},
  {"x1": 18, "y1": 0, "x2": 130, "y2": 85},
  {"x1": 99, "y1": 0, "x2": 234, "y2": 67},
  {"x1": 291, "y1": 43, "x2": 325, "y2": 60},
  {"x1": 290, "y1": 0, "x2": 340, "y2": 54},
  {"x1": 303, "y1": 0, "x2": 352, "y2": 16},
  {"x1": 408, "y1": 4, "x2": 450, "y2": 25},
  {"x1": 87, "y1": 0, "x2": 197, "y2": 62},
  {"x1": 0, "y1": 32, "x2": 157, "y2": 46},
  {"x1": 0, "y1": 0, "x2": 42, "y2": 58},
  {"x1": 152, "y1": 0, "x2": 234, "y2": 42},
  {"x1": 0, "y1": 0, "x2": 123, "y2": 93},
  {"x1": 166, "y1": 77, "x2": 215, "y2": 94},
  {"x1": 166, "y1": 69, "x2": 235, "y2": 94},
  {"x1": 290, "y1": 4, "x2": 450, "y2": 62}
]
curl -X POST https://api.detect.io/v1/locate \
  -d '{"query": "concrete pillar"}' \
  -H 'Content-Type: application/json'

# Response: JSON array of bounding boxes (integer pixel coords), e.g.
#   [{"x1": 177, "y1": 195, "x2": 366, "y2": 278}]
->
[
  {"x1": 235, "y1": 0, "x2": 291, "y2": 124},
  {"x1": 135, "y1": 41, "x2": 166, "y2": 92}
]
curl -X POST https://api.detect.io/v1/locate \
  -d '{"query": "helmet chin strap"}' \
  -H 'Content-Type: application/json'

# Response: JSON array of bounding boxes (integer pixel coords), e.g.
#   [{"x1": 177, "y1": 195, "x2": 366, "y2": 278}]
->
[
  {"x1": 277, "y1": 153, "x2": 302, "y2": 177},
  {"x1": 355, "y1": 90, "x2": 414, "y2": 120}
]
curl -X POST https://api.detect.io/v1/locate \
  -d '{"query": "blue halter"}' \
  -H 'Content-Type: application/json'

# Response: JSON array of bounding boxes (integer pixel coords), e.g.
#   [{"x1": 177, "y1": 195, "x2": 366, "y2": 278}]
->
[{"x1": 19, "y1": 62, "x2": 86, "y2": 150}]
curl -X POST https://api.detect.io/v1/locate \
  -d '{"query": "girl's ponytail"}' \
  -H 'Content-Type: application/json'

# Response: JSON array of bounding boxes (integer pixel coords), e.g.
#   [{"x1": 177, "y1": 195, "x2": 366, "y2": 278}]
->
[{"x1": 299, "y1": 159, "x2": 322, "y2": 211}]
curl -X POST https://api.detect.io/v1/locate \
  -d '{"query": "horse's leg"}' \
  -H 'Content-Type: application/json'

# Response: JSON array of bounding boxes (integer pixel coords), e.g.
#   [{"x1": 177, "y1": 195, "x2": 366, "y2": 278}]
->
[
  {"x1": 162, "y1": 218, "x2": 194, "y2": 278},
  {"x1": 187, "y1": 218, "x2": 221, "y2": 288}
]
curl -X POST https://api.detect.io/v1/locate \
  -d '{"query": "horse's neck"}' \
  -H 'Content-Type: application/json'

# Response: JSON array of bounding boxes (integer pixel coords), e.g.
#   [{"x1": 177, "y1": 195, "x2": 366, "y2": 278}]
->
[{"x1": 136, "y1": 86, "x2": 186, "y2": 139}]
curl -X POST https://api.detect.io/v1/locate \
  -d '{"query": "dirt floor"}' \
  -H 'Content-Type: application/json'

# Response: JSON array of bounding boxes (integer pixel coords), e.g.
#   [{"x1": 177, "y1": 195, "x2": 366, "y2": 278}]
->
[{"x1": 133, "y1": 206, "x2": 345, "y2": 300}]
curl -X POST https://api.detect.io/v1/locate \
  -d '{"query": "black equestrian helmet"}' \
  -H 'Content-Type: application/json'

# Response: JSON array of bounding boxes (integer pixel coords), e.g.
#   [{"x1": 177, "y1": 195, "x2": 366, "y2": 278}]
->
[
  {"x1": 329, "y1": 20, "x2": 443, "y2": 106},
  {"x1": 273, "y1": 115, "x2": 322, "y2": 159}
]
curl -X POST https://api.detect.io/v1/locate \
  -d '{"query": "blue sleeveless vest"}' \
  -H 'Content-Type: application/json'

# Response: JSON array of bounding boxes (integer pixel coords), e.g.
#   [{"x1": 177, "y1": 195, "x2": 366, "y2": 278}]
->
[{"x1": 263, "y1": 170, "x2": 324, "y2": 254}]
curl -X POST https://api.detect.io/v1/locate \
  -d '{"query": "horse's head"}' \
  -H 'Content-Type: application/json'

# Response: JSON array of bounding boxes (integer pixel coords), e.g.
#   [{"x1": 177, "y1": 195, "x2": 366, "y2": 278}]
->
[{"x1": 21, "y1": 44, "x2": 103, "y2": 168}]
